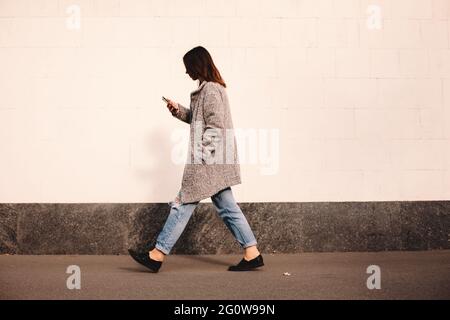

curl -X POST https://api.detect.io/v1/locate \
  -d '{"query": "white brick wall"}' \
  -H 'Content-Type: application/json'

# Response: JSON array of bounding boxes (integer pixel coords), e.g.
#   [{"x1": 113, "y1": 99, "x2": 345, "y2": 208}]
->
[{"x1": 0, "y1": 0, "x2": 449, "y2": 202}]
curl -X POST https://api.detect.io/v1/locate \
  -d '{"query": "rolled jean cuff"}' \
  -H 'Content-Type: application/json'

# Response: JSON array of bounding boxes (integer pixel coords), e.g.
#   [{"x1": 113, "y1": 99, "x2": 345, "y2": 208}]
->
[
  {"x1": 155, "y1": 243, "x2": 170, "y2": 255},
  {"x1": 242, "y1": 241, "x2": 258, "y2": 249}
]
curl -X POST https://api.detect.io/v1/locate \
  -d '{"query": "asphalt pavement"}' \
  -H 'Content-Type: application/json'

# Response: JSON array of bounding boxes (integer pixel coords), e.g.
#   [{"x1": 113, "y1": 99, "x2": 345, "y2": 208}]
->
[{"x1": 1, "y1": 250, "x2": 449, "y2": 299}]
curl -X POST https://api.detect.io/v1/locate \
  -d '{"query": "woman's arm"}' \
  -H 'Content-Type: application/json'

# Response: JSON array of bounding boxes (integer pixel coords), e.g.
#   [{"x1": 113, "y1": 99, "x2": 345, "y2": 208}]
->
[{"x1": 172, "y1": 103, "x2": 192, "y2": 124}]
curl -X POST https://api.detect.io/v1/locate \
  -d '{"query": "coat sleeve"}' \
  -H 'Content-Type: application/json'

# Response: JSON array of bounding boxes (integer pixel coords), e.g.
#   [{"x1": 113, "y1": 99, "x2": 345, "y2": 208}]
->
[
  {"x1": 172, "y1": 103, "x2": 192, "y2": 124},
  {"x1": 201, "y1": 88, "x2": 225, "y2": 164}
]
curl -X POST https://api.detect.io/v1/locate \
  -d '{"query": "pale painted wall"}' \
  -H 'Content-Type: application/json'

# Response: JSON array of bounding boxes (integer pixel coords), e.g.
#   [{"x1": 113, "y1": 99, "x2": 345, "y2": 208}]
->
[{"x1": 0, "y1": 0, "x2": 449, "y2": 203}]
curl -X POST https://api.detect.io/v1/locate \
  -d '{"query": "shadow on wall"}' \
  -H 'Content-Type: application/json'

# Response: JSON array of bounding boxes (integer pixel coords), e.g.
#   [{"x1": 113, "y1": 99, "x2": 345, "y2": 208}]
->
[
  {"x1": 127, "y1": 126, "x2": 188, "y2": 252},
  {"x1": 126, "y1": 126, "x2": 242, "y2": 254},
  {"x1": 140, "y1": 126, "x2": 183, "y2": 199}
]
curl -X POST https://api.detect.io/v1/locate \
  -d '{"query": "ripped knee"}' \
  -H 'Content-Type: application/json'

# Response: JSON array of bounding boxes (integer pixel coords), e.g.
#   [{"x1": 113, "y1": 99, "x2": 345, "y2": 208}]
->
[{"x1": 168, "y1": 191, "x2": 182, "y2": 208}]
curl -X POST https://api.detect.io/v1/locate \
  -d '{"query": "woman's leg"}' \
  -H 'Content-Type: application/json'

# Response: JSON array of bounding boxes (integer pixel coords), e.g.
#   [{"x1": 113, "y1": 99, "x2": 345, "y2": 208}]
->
[
  {"x1": 211, "y1": 187, "x2": 260, "y2": 260},
  {"x1": 151, "y1": 199, "x2": 199, "y2": 261}
]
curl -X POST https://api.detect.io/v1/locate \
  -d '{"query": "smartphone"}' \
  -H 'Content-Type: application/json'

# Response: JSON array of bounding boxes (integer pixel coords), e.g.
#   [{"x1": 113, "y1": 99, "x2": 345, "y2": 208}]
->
[{"x1": 162, "y1": 96, "x2": 169, "y2": 103}]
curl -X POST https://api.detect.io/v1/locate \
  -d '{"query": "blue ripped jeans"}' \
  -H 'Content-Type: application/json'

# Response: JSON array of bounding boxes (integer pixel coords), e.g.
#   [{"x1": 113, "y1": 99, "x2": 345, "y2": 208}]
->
[{"x1": 155, "y1": 186, "x2": 258, "y2": 255}]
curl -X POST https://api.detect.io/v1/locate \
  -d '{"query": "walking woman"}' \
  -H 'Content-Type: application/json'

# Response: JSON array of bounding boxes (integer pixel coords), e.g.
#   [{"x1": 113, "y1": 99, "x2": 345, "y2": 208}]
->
[{"x1": 129, "y1": 46, "x2": 263, "y2": 273}]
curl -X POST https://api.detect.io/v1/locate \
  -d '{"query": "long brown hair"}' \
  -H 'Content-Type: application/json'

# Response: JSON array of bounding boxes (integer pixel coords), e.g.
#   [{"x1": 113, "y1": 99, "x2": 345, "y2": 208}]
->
[{"x1": 183, "y1": 46, "x2": 226, "y2": 88}]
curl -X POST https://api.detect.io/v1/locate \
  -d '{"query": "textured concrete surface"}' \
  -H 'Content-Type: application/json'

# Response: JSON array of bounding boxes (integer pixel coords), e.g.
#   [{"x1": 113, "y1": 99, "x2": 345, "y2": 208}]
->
[
  {"x1": 1, "y1": 201, "x2": 449, "y2": 254},
  {"x1": 1, "y1": 251, "x2": 449, "y2": 300}
]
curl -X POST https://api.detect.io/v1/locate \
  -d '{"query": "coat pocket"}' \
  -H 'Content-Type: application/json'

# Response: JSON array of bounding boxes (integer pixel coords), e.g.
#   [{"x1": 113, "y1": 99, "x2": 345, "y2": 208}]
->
[{"x1": 201, "y1": 127, "x2": 223, "y2": 164}]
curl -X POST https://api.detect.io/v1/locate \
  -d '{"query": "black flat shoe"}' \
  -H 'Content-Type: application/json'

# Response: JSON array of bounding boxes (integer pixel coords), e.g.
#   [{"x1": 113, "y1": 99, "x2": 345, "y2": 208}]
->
[
  {"x1": 228, "y1": 254, "x2": 264, "y2": 271},
  {"x1": 128, "y1": 249, "x2": 162, "y2": 273}
]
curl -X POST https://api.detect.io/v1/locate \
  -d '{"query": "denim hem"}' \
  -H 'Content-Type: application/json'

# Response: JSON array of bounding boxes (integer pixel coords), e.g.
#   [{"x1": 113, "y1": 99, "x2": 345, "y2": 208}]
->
[
  {"x1": 155, "y1": 243, "x2": 170, "y2": 255},
  {"x1": 242, "y1": 242, "x2": 258, "y2": 249}
]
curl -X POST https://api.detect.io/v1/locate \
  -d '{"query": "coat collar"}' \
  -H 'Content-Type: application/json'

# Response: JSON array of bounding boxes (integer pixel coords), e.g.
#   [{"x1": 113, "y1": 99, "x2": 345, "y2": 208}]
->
[{"x1": 190, "y1": 80, "x2": 208, "y2": 97}]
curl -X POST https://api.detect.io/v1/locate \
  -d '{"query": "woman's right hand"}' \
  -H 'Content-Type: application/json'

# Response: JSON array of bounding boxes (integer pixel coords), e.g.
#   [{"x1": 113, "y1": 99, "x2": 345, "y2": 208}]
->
[{"x1": 166, "y1": 99, "x2": 179, "y2": 116}]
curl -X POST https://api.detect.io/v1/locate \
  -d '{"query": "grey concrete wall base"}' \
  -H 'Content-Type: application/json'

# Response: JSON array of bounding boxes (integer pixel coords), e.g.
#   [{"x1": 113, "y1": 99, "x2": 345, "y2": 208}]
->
[{"x1": 1, "y1": 201, "x2": 449, "y2": 254}]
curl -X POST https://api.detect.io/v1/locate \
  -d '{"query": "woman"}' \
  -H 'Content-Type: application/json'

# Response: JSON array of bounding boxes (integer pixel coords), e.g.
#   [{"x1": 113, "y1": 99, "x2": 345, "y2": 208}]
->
[{"x1": 129, "y1": 46, "x2": 263, "y2": 273}]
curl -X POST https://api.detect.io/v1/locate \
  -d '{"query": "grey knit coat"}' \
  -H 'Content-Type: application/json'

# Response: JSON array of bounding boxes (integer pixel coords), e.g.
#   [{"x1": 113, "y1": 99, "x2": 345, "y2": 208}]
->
[{"x1": 172, "y1": 81, "x2": 241, "y2": 204}]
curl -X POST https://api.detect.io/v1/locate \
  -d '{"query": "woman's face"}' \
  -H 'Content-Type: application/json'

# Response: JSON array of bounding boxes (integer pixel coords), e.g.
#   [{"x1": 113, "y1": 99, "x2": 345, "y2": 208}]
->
[
  {"x1": 184, "y1": 64, "x2": 197, "y2": 80},
  {"x1": 186, "y1": 69, "x2": 196, "y2": 80}
]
